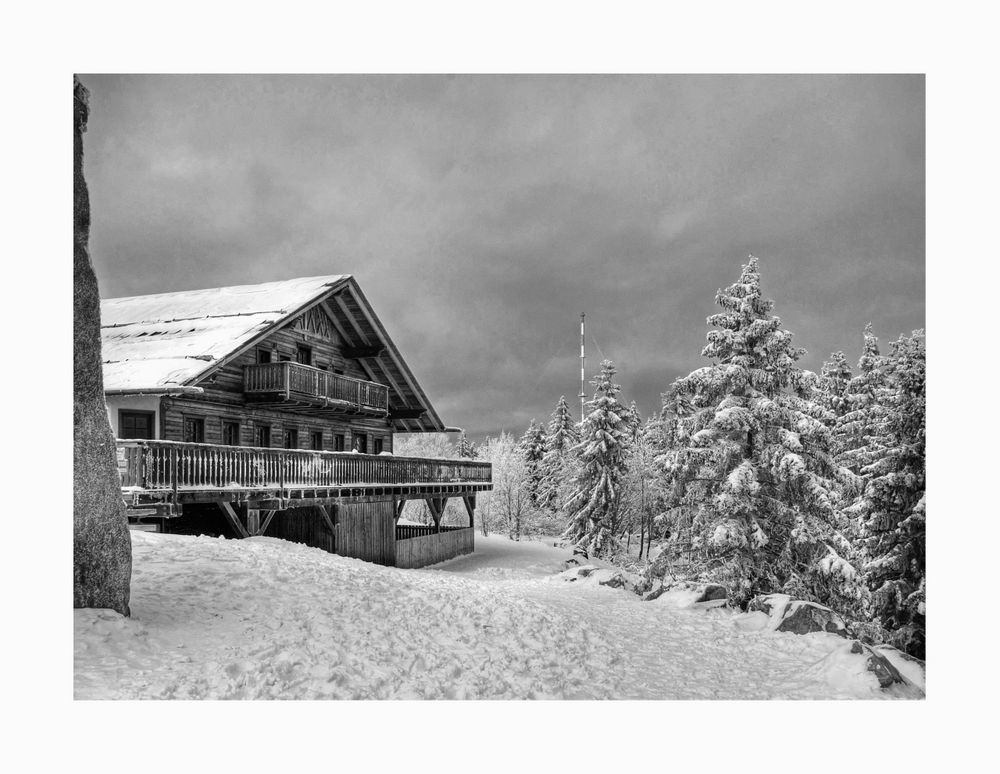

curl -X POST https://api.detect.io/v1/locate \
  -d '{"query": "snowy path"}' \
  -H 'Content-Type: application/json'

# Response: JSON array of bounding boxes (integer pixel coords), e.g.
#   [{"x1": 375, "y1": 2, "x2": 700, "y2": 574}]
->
[{"x1": 74, "y1": 532, "x2": 916, "y2": 699}]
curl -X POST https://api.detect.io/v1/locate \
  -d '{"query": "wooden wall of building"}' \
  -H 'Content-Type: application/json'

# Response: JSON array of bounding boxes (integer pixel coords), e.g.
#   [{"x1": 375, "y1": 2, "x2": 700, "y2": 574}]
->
[
  {"x1": 395, "y1": 527, "x2": 475, "y2": 569},
  {"x1": 267, "y1": 506, "x2": 335, "y2": 553},
  {"x1": 159, "y1": 396, "x2": 393, "y2": 454},
  {"x1": 152, "y1": 301, "x2": 395, "y2": 452},
  {"x1": 265, "y1": 500, "x2": 396, "y2": 566},
  {"x1": 335, "y1": 501, "x2": 396, "y2": 566}
]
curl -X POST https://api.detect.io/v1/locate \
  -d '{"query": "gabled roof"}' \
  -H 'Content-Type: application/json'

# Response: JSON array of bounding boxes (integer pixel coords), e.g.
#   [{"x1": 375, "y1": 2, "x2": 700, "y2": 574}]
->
[{"x1": 100, "y1": 275, "x2": 445, "y2": 433}]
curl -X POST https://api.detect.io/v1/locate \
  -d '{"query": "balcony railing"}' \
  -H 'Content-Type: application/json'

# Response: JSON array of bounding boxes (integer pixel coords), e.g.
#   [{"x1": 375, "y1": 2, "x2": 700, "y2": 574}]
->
[
  {"x1": 244, "y1": 361, "x2": 389, "y2": 413},
  {"x1": 117, "y1": 439, "x2": 492, "y2": 505}
]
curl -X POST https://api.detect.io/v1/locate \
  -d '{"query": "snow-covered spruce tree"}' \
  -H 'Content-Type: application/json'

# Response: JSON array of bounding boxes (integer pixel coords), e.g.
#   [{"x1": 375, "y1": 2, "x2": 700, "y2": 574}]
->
[
  {"x1": 836, "y1": 323, "x2": 889, "y2": 475},
  {"x1": 817, "y1": 352, "x2": 853, "y2": 426},
  {"x1": 518, "y1": 419, "x2": 547, "y2": 506},
  {"x1": 853, "y1": 330, "x2": 926, "y2": 658},
  {"x1": 625, "y1": 400, "x2": 642, "y2": 442},
  {"x1": 562, "y1": 360, "x2": 631, "y2": 558},
  {"x1": 457, "y1": 432, "x2": 478, "y2": 459},
  {"x1": 537, "y1": 396, "x2": 579, "y2": 511},
  {"x1": 546, "y1": 395, "x2": 579, "y2": 454},
  {"x1": 652, "y1": 256, "x2": 856, "y2": 608}
]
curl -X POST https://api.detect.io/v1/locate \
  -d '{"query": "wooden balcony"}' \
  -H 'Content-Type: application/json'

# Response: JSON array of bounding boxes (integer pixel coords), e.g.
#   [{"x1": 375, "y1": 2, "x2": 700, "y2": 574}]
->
[
  {"x1": 118, "y1": 439, "x2": 492, "y2": 511},
  {"x1": 243, "y1": 361, "x2": 389, "y2": 416}
]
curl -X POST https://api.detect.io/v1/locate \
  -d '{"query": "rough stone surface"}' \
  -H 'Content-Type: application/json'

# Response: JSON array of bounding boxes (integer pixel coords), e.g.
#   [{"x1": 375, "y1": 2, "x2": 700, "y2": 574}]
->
[
  {"x1": 642, "y1": 585, "x2": 668, "y2": 602},
  {"x1": 776, "y1": 602, "x2": 848, "y2": 637},
  {"x1": 74, "y1": 76, "x2": 132, "y2": 615},
  {"x1": 598, "y1": 572, "x2": 627, "y2": 589},
  {"x1": 694, "y1": 584, "x2": 727, "y2": 604}
]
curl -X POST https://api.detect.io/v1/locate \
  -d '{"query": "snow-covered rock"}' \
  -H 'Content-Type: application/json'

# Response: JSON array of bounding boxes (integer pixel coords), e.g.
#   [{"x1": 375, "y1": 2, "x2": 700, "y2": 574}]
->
[
  {"x1": 851, "y1": 641, "x2": 904, "y2": 688},
  {"x1": 645, "y1": 581, "x2": 729, "y2": 609},
  {"x1": 556, "y1": 564, "x2": 638, "y2": 592},
  {"x1": 873, "y1": 645, "x2": 925, "y2": 691},
  {"x1": 749, "y1": 594, "x2": 849, "y2": 637}
]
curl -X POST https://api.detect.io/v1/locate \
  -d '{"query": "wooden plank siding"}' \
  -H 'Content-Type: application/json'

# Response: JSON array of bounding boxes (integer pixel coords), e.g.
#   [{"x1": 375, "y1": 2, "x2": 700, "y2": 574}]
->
[
  {"x1": 160, "y1": 397, "x2": 392, "y2": 455},
  {"x1": 267, "y1": 506, "x2": 336, "y2": 554},
  {"x1": 156, "y1": 300, "x2": 395, "y2": 452},
  {"x1": 395, "y1": 527, "x2": 475, "y2": 569},
  {"x1": 266, "y1": 502, "x2": 396, "y2": 565}
]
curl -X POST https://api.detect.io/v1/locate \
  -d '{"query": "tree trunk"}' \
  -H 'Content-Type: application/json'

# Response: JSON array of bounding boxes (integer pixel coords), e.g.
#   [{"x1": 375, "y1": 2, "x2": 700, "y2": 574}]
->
[{"x1": 74, "y1": 76, "x2": 132, "y2": 615}]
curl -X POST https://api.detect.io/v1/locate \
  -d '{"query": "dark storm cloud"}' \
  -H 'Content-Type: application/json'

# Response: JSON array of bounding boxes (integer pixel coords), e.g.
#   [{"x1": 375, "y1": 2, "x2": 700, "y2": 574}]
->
[{"x1": 82, "y1": 75, "x2": 924, "y2": 439}]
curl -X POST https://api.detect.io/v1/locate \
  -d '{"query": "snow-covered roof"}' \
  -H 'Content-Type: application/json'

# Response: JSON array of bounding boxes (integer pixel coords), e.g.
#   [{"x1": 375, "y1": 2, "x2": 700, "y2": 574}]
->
[
  {"x1": 101, "y1": 275, "x2": 349, "y2": 392},
  {"x1": 100, "y1": 274, "x2": 446, "y2": 432}
]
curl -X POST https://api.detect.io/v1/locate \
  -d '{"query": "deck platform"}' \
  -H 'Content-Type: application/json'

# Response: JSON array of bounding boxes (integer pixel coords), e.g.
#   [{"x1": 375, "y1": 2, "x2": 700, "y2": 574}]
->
[{"x1": 118, "y1": 439, "x2": 492, "y2": 512}]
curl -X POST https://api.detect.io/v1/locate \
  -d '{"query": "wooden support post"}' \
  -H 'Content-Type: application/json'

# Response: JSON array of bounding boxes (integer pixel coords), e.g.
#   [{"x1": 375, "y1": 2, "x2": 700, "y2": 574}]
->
[
  {"x1": 218, "y1": 502, "x2": 250, "y2": 539},
  {"x1": 427, "y1": 498, "x2": 444, "y2": 533},
  {"x1": 246, "y1": 508, "x2": 261, "y2": 535},
  {"x1": 462, "y1": 495, "x2": 476, "y2": 528},
  {"x1": 318, "y1": 504, "x2": 337, "y2": 535},
  {"x1": 258, "y1": 510, "x2": 277, "y2": 536},
  {"x1": 394, "y1": 498, "x2": 406, "y2": 524}
]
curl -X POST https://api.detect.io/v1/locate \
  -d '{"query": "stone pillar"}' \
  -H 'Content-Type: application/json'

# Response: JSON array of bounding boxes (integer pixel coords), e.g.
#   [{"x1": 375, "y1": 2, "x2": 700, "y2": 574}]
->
[{"x1": 74, "y1": 76, "x2": 132, "y2": 615}]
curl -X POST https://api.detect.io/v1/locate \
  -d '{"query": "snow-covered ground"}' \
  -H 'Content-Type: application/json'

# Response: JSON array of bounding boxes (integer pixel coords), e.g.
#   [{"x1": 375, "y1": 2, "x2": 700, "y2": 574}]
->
[{"x1": 74, "y1": 532, "x2": 921, "y2": 699}]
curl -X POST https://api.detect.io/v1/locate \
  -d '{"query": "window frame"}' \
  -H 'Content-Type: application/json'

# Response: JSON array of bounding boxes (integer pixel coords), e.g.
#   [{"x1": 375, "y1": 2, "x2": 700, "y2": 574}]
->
[
  {"x1": 222, "y1": 420, "x2": 241, "y2": 447},
  {"x1": 118, "y1": 409, "x2": 156, "y2": 440},
  {"x1": 283, "y1": 428, "x2": 299, "y2": 449},
  {"x1": 182, "y1": 415, "x2": 205, "y2": 444},
  {"x1": 310, "y1": 430, "x2": 324, "y2": 451},
  {"x1": 255, "y1": 424, "x2": 272, "y2": 448},
  {"x1": 333, "y1": 433, "x2": 346, "y2": 452}
]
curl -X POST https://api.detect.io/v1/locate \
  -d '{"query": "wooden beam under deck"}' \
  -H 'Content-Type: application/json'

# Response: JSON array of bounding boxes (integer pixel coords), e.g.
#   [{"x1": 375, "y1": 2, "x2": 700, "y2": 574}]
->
[{"x1": 218, "y1": 502, "x2": 251, "y2": 539}]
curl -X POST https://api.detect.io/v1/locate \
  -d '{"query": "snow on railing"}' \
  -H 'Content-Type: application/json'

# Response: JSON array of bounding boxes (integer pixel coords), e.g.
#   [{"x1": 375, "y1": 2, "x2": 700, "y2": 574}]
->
[
  {"x1": 117, "y1": 439, "x2": 491, "y2": 493},
  {"x1": 244, "y1": 361, "x2": 389, "y2": 412}
]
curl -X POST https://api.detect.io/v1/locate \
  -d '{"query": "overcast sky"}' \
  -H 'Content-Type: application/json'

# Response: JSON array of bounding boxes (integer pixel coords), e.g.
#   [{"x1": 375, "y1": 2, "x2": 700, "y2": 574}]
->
[{"x1": 82, "y1": 74, "x2": 924, "y2": 440}]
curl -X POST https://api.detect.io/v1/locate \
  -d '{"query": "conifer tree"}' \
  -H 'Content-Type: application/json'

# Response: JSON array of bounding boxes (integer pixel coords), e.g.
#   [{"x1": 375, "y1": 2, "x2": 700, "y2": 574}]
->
[
  {"x1": 546, "y1": 395, "x2": 579, "y2": 454},
  {"x1": 654, "y1": 256, "x2": 851, "y2": 605},
  {"x1": 537, "y1": 396, "x2": 579, "y2": 510},
  {"x1": 518, "y1": 419, "x2": 547, "y2": 505},
  {"x1": 853, "y1": 330, "x2": 926, "y2": 657},
  {"x1": 457, "y1": 432, "x2": 477, "y2": 459},
  {"x1": 562, "y1": 360, "x2": 631, "y2": 557},
  {"x1": 624, "y1": 400, "x2": 642, "y2": 442},
  {"x1": 818, "y1": 352, "x2": 853, "y2": 421},
  {"x1": 836, "y1": 323, "x2": 888, "y2": 474}
]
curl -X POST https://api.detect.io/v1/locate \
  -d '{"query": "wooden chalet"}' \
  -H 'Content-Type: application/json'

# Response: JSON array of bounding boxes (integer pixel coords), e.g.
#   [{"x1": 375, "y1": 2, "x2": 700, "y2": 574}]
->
[{"x1": 102, "y1": 275, "x2": 491, "y2": 569}]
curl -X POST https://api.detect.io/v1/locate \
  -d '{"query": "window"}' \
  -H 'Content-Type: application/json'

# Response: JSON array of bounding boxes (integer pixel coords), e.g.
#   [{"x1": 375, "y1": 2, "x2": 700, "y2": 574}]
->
[
  {"x1": 183, "y1": 417, "x2": 205, "y2": 443},
  {"x1": 223, "y1": 421, "x2": 240, "y2": 446},
  {"x1": 256, "y1": 348, "x2": 272, "y2": 364},
  {"x1": 279, "y1": 354, "x2": 291, "y2": 362},
  {"x1": 284, "y1": 428, "x2": 298, "y2": 449},
  {"x1": 332, "y1": 367, "x2": 345, "y2": 375},
  {"x1": 354, "y1": 434, "x2": 368, "y2": 454},
  {"x1": 333, "y1": 434, "x2": 345, "y2": 452},
  {"x1": 119, "y1": 410, "x2": 155, "y2": 440},
  {"x1": 373, "y1": 437, "x2": 384, "y2": 455},
  {"x1": 311, "y1": 431, "x2": 323, "y2": 450},
  {"x1": 256, "y1": 425, "x2": 271, "y2": 448},
  {"x1": 296, "y1": 345, "x2": 312, "y2": 366}
]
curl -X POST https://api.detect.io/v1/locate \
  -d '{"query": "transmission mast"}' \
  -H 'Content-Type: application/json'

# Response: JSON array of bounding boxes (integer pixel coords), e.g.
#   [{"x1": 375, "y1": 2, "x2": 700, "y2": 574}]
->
[{"x1": 579, "y1": 312, "x2": 586, "y2": 422}]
